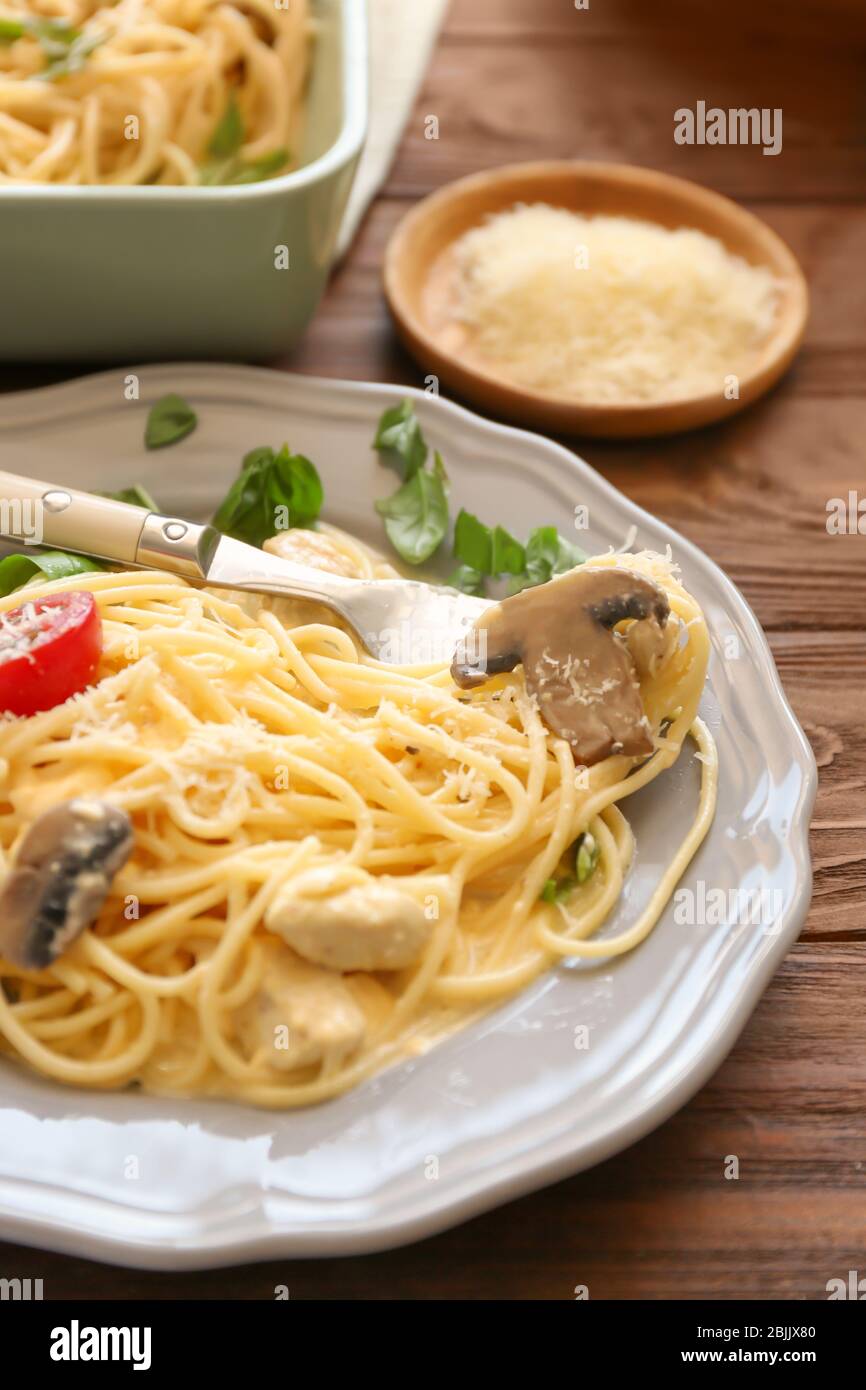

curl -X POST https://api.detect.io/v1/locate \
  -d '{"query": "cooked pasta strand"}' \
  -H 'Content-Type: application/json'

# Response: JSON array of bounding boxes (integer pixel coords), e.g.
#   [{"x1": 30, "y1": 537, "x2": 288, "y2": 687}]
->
[{"x1": 0, "y1": 543, "x2": 717, "y2": 1107}]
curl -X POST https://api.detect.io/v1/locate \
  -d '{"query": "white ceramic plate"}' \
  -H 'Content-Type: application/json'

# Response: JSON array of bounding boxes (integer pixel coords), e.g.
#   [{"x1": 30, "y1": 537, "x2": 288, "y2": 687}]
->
[{"x1": 0, "y1": 365, "x2": 816, "y2": 1270}]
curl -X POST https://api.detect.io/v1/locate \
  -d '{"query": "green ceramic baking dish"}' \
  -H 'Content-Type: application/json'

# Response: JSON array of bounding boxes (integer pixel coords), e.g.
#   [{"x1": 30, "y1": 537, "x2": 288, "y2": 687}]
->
[{"x1": 0, "y1": 0, "x2": 367, "y2": 363}]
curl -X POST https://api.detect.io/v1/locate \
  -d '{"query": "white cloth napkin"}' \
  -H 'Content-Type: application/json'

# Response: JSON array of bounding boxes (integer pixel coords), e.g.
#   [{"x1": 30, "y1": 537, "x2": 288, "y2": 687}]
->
[{"x1": 336, "y1": 0, "x2": 450, "y2": 258}]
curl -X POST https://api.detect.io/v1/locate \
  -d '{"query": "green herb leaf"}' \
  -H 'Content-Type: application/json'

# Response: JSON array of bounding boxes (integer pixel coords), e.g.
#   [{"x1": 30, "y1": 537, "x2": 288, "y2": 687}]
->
[
  {"x1": 34, "y1": 18, "x2": 80, "y2": 57},
  {"x1": 375, "y1": 467, "x2": 448, "y2": 566},
  {"x1": 575, "y1": 831, "x2": 600, "y2": 884},
  {"x1": 3, "y1": 13, "x2": 105, "y2": 78},
  {"x1": 212, "y1": 444, "x2": 323, "y2": 548},
  {"x1": 432, "y1": 450, "x2": 449, "y2": 491},
  {"x1": 102, "y1": 485, "x2": 159, "y2": 510},
  {"x1": 1, "y1": 16, "x2": 76, "y2": 47},
  {"x1": 0, "y1": 549, "x2": 104, "y2": 599},
  {"x1": 453, "y1": 509, "x2": 491, "y2": 573},
  {"x1": 490, "y1": 524, "x2": 525, "y2": 576},
  {"x1": 517, "y1": 526, "x2": 558, "y2": 589},
  {"x1": 370, "y1": 398, "x2": 582, "y2": 579},
  {"x1": 540, "y1": 831, "x2": 599, "y2": 902},
  {"x1": 510, "y1": 525, "x2": 586, "y2": 592},
  {"x1": 449, "y1": 563, "x2": 486, "y2": 596},
  {"x1": 455, "y1": 512, "x2": 575, "y2": 588},
  {"x1": 37, "y1": 29, "x2": 105, "y2": 81},
  {"x1": 199, "y1": 146, "x2": 289, "y2": 186},
  {"x1": 270, "y1": 447, "x2": 322, "y2": 529},
  {"x1": 208, "y1": 95, "x2": 244, "y2": 160},
  {"x1": 373, "y1": 400, "x2": 428, "y2": 480},
  {"x1": 541, "y1": 874, "x2": 576, "y2": 904},
  {"x1": 145, "y1": 394, "x2": 197, "y2": 451},
  {"x1": 223, "y1": 149, "x2": 289, "y2": 184}
]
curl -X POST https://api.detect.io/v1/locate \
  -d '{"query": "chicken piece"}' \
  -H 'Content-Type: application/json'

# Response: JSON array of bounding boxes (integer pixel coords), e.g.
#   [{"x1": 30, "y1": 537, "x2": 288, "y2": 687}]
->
[
  {"x1": 263, "y1": 528, "x2": 358, "y2": 578},
  {"x1": 229, "y1": 528, "x2": 363, "y2": 631},
  {"x1": 265, "y1": 869, "x2": 448, "y2": 972},
  {"x1": 235, "y1": 944, "x2": 365, "y2": 1072}
]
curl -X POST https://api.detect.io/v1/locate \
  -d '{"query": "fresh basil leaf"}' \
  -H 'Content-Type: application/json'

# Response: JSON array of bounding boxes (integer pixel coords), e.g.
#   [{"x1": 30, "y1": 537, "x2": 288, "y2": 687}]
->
[
  {"x1": 200, "y1": 147, "x2": 289, "y2": 186},
  {"x1": 37, "y1": 30, "x2": 105, "y2": 81},
  {"x1": 453, "y1": 509, "x2": 491, "y2": 573},
  {"x1": 515, "y1": 525, "x2": 558, "y2": 590},
  {"x1": 212, "y1": 444, "x2": 323, "y2": 548},
  {"x1": 269, "y1": 446, "x2": 323, "y2": 529},
  {"x1": 432, "y1": 450, "x2": 449, "y2": 491},
  {"x1": 34, "y1": 18, "x2": 80, "y2": 58},
  {"x1": 145, "y1": 394, "x2": 197, "y2": 450},
  {"x1": 575, "y1": 831, "x2": 600, "y2": 884},
  {"x1": 240, "y1": 446, "x2": 274, "y2": 473},
  {"x1": 373, "y1": 400, "x2": 428, "y2": 480},
  {"x1": 225, "y1": 149, "x2": 289, "y2": 184},
  {"x1": 552, "y1": 532, "x2": 587, "y2": 573},
  {"x1": 491, "y1": 524, "x2": 525, "y2": 576},
  {"x1": 510, "y1": 526, "x2": 586, "y2": 592},
  {"x1": 0, "y1": 16, "x2": 76, "y2": 46},
  {"x1": 0, "y1": 549, "x2": 104, "y2": 598},
  {"x1": 102, "y1": 485, "x2": 159, "y2": 511},
  {"x1": 211, "y1": 457, "x2": 268, "y2": 544},
  {"x1": 3, "y1": 11, "x2": 103, "y2": 78},
  {"x1": 449, "y1": 563, "x2": 486, "y2": 596},
  {"x1": 208, "y1": 95, "x2": 244, "y2": 160},
  {"x1": 375, "y1": 467, "x2": 448, "y2": 566}
]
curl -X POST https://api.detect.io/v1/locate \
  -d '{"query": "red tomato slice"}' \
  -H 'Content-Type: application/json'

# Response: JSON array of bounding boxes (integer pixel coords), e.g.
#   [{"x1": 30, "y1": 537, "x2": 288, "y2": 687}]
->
[{"x1": 0, "y1": 590, "x2": 103, "y2": 718}]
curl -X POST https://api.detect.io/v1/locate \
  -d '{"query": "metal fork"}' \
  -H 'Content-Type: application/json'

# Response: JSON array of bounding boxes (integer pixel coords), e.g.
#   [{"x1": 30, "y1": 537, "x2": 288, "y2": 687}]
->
[{"x1": 0, "y1": 470, "x2": 491, "y2": 664}]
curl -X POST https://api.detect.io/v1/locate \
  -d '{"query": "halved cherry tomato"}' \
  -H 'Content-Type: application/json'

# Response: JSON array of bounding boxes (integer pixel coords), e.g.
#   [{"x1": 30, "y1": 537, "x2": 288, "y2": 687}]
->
[{"x1": 0, "y1": 590, "x2": 103, "y2": 718}]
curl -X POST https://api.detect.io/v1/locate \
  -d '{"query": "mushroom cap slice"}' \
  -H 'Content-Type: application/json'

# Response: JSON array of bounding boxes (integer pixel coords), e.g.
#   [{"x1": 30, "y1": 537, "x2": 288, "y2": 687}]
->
[
  {"x1": 0, "y1": 799, "x2": 133, "y2": 971},
  {"x1": 451, "y1": 566, "x2": 670, "y2": 767}
]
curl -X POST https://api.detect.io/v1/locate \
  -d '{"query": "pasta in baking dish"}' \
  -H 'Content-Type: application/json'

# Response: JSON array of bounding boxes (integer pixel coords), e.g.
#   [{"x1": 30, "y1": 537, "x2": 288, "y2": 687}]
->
[{"x1": 0, "y1": 0, "x2": 311, "y2": 185}]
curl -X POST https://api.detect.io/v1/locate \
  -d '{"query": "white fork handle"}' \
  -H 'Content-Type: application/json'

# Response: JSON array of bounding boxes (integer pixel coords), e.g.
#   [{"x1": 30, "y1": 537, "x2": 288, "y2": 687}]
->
[{"x1": 0, "y1": 469, "x2": 148, "y2": 564}]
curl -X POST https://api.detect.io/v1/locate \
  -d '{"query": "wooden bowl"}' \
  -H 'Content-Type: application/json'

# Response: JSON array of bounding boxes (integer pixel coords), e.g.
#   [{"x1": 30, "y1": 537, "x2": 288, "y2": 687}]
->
[{"x1": 383, "y1": 161, "x2": 809, "y2": 439}]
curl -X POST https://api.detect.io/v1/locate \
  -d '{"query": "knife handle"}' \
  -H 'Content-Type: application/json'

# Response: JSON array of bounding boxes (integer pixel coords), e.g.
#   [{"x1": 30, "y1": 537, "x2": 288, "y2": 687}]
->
[{"x1": 0, "y1": 469, "x2": 216, "y2": 583}]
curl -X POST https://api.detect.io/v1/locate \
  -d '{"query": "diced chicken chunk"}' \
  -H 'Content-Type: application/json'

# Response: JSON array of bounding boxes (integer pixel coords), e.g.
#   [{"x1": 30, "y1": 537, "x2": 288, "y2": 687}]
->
[
  {"x1": 236, "y1": 944, "x2": 365, "y2": 1071},
  {"x1": 264, "y1": 529, "x2": 358, "y2": 578},
  {"x1": 265, "y1": 870, "x2": 447, "y2": 972}
]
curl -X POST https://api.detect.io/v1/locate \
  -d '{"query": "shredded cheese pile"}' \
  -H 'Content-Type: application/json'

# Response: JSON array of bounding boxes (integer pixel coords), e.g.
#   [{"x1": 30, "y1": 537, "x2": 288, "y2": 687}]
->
[{"x1": 451, "y1": 204, "x2": 781, "y2": 403}]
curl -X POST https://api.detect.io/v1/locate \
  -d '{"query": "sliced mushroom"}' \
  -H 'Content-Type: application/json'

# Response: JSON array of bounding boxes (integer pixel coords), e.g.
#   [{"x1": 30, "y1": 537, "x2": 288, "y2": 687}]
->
[
  {"x1": 0, "y1": 799, "x2": 134, "y2": 970},
  {"x1": 451, "y1": 566, "x2": 670, "y2": 767}
]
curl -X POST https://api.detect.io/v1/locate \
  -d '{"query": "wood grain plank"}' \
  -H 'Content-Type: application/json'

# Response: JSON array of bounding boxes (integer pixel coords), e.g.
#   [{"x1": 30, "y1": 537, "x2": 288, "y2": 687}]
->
[
  {"x1": 387, "y1": 0, "x2": 866, "y2": 202},
  {"x1": 448, "y1": 0, "x2": 866, "y2": 43}
]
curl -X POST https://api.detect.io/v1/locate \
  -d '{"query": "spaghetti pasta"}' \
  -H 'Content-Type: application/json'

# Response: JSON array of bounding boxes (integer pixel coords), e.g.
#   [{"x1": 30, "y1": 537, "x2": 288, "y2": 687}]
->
[
  {"x1": 0, "y1": 0, "x2": 311, "y2": 185},
  {"x1": 0, "y1": 540, "x2": 717, "y2": 1108}
]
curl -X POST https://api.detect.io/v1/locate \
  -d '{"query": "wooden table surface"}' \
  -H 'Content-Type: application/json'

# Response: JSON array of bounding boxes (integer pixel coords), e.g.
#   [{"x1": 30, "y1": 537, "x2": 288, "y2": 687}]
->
[{"x1": 2, "y1": 0, "x2": 865, "y2": 1300}]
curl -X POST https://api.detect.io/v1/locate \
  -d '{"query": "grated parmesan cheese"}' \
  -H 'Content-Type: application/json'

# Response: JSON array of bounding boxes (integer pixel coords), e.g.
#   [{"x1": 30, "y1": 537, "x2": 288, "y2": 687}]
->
[{"x1": 451, "y1": 204, "x2": 781, "y2": 403}]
